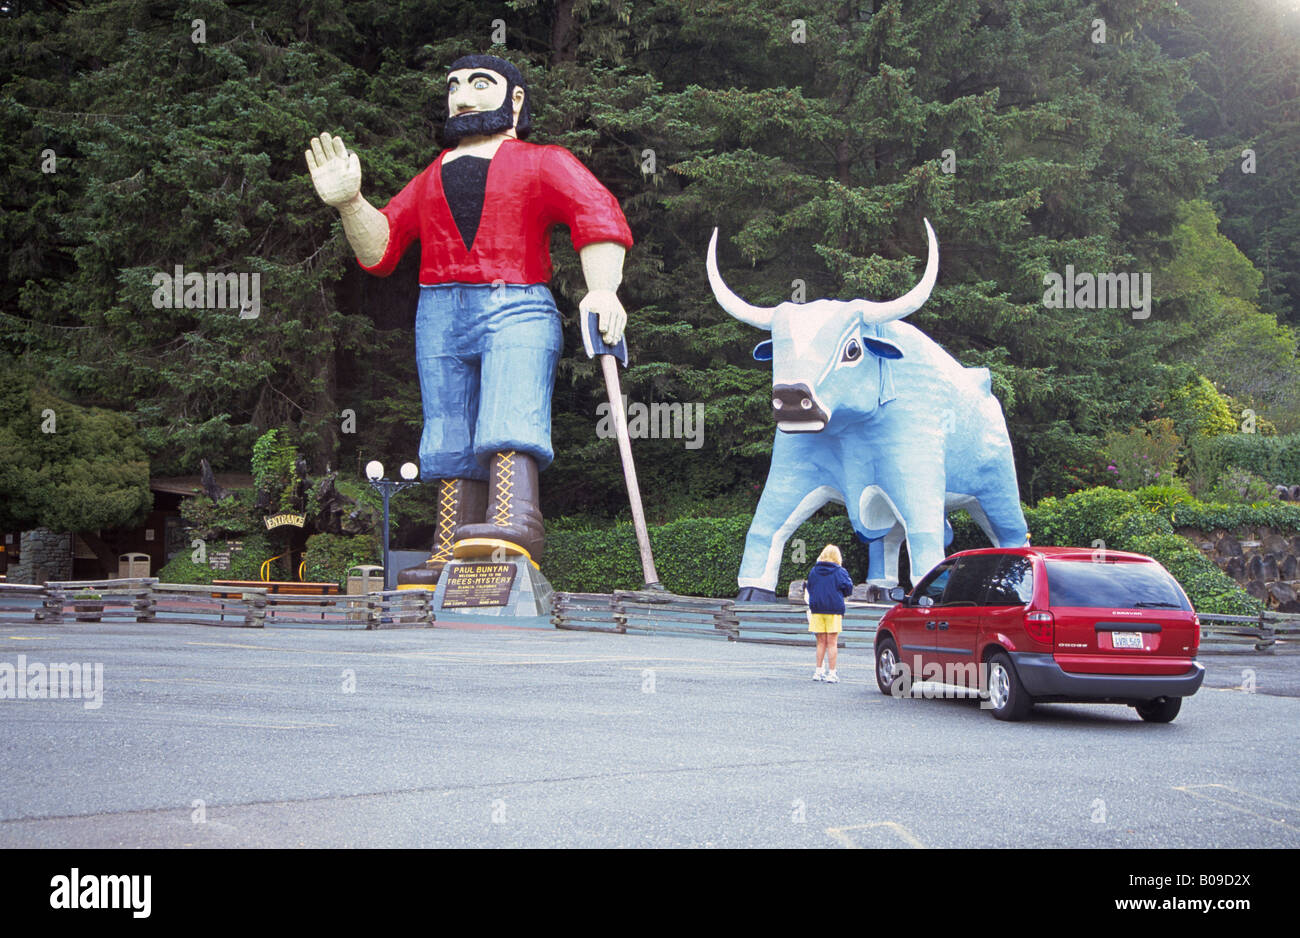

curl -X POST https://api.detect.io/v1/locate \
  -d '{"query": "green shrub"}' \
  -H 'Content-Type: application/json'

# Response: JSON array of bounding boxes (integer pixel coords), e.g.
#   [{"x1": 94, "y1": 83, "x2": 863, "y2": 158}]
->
[
  {"x1": 1207, "y1": 467, "x2": 1278, "y2": 505},
  {"x1": 156, "y1": 533, "x2": 277, "y2": 584},
  {"x1": 1169, "y1": 501, "x2": 1300, "y2": 532},
  {"x1": 543, "y1": 513, "x2": 866, "y2": 597},
  {"x1": 1100, "y1": 510, "x2": 1175, "y2": 547},
  {"x1": 1163, "y1": 375, "x2": 1237, "y2": 439},
  {"x1": 179, "y1": 489, "x2": 260, "y2": 539},
  {"x1": 1103, "y1": 419, "x2": 1182, "y2": 490},
  {"x1": 1024, "y1": 487, "x2": 1142, "y2": 548},
  {"x1": 1190, "y1": 431, "x2": 1300, "y2": 485},
  {"x1": 303, "y1": 533, "x2": 381, "y2": 588},
  {"x1": 251, "y1": 428, "x2": 301, "y2": 513},
  {"x1": 1132, "y1": 482, "x2": 1196, "y2": 514}
]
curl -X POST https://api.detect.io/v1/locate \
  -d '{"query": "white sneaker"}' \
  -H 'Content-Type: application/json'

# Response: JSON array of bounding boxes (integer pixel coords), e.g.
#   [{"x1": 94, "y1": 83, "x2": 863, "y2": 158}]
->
[
  {"x1": 812, "y1": 668, "x2": 825, "y2": 682},
  {"x1": 825, "y1": 670, "x2": 840, "y2": 684}
]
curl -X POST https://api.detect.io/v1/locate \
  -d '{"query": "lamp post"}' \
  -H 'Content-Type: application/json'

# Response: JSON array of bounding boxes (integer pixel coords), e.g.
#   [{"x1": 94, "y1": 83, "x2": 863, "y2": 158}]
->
[{"x1": 365, "y1": 460, "x2": 420, "y2": 590}]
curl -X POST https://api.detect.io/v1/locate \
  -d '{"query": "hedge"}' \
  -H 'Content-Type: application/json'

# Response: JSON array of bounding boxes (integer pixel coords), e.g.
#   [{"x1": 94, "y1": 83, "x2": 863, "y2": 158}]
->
[
  {"x1": 550, "y1": 486, "x2": 1266, "y2": 613},
  {"x1": 302, "y1": 533, "x2": 381, "y2": 588},
  {"x1": 543, "y1": 513, "x2": 867, "y2": 597},
  {"x1": 1192, "y1": 432, "x2": 1300, "y2": 485},
  {"x1": 1167, "y1": 501, "x2": 1300, "y2": 533},
  {"x1": 155, "y1": 533, "x2": 279, "y2": 584}
]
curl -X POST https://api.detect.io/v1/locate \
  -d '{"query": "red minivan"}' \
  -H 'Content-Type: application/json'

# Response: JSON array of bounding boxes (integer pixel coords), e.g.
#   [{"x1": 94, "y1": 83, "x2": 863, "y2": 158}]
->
[{"x1": 873, "y1": 546, "x2": 1204, "y2": 722}]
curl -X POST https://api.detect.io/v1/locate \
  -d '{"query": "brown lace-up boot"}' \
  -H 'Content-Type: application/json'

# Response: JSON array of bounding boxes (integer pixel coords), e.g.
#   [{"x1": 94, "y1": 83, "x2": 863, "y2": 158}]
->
[
  {"x1": 396, "y1": 477, "x2": 488, "y2": 588},
  {"x1": 453, "y1": 450, "x2": 545, "y2": 564}
]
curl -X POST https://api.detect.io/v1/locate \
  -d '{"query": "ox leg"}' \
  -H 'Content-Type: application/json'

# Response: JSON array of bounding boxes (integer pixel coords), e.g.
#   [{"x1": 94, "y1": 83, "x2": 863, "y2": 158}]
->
[
  {"x1": 974, "y1": 488, "x2": 1029, "y2": 547},
  {"x1": 738, "y1": 482, "x2": 839, "y2": 601},
  {"x1": 958, "y1": 497, "x2": 996, "y2": 545},
  {"x1": 888, "y1": 488, "x2": 946, "y2": 583},
  {"x1": 903, "y1": 527, "x2": 947, "y2": 583},
  {"x1": 880, "y1": 524, "x2": 906, "y2": 587},
  {"x1": 865, "y1": 536, "x2": 885, "y2": 583}
]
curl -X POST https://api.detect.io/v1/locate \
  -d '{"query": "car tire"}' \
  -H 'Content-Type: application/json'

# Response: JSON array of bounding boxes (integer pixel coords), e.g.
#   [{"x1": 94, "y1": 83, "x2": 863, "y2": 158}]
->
[
  {"x1": 984, "y1": 652, "x2": 1033, "y2": 721},
  {"x1": 1134, "y1": 696, "x2": 1182, "y2": 723},
  {"x1": 875, "y1": 637, "x2": 908, "y2": 697}
]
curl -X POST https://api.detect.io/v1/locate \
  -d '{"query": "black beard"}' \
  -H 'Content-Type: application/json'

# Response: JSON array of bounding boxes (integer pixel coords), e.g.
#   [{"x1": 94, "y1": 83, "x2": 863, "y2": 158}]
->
[{"x1": 442, "y1": 97, "x2": 515, "y2": 145}]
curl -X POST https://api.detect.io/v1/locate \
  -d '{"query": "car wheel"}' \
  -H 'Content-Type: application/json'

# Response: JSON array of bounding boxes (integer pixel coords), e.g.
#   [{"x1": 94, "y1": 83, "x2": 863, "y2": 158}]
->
[
  {"x1": 984, "y1": 652, "x2": 1033, "y2": 721},
  {"x1": 1134, "y1": 696, "x2": 1182, "y2": 723},
  {"x1": 875, "y1": 637, "x2": 908, "y2": 697}
]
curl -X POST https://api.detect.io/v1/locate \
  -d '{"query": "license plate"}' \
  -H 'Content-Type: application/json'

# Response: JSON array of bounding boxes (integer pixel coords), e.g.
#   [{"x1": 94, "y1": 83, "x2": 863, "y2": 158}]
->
[{"x1": 1111, "y1": 631, "x2": 1144, "y2": 649}]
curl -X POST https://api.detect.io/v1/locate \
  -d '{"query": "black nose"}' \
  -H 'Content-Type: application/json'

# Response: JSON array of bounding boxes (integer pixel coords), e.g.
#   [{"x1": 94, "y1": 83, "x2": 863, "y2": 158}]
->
[{"x1": 771, "y1": 383, "x2": 828, "y2": 427}]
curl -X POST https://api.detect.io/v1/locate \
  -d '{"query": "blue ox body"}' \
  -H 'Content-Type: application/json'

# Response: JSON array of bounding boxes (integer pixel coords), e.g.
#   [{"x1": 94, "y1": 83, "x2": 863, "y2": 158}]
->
[{"x1": 708, "y1": 220, "x2": 1029, "y2": 601}]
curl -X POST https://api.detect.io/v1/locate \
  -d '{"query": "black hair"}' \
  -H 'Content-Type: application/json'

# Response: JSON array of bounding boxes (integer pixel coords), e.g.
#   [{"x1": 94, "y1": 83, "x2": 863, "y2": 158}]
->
[{"x1": 447, "y1": 54, "x2": 532, "y2": 139}]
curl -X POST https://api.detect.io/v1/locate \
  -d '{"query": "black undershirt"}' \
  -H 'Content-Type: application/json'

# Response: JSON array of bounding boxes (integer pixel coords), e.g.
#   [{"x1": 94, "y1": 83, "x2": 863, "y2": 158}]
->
[{"x1": 441, "y1": 156, "x2": 491, "y2": 251}]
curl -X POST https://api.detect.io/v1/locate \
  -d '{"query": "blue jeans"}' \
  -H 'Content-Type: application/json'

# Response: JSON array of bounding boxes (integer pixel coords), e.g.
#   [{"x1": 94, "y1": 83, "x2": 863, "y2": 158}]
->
[{"x1": 414, "y1": 283, "x2": 563, "y2": 481}]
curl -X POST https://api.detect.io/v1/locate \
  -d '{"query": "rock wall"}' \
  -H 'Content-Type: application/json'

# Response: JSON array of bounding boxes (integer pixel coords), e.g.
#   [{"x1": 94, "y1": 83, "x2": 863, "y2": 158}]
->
[
  {"x1": 8, "y1": 528, "x2": 74, "y2": 585},
  {"x1": 1180, "y1": 527, "x2": 1300, "y2": 612}
]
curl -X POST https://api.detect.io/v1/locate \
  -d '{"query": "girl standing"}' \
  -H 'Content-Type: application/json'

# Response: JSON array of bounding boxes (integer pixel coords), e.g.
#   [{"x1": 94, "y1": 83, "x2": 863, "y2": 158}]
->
[{"x1": 806, "y1": 544, "x2": 854, "y2": 683}]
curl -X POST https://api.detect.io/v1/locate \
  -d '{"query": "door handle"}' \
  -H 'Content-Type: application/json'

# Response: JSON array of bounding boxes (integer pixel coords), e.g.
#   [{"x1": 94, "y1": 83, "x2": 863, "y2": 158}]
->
[
  {"x1": 925, "y1": 622, "x2": 936, "y2": 630},
  {"x1": 937, "y1": 621, "x2": 949, "y2": 631}
]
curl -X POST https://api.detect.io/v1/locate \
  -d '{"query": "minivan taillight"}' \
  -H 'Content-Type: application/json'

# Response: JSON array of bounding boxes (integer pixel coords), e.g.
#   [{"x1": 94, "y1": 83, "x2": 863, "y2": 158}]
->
[
  {"x1": 1025, "y1": 610, "x2": 1054, "y2": 644},
  {"x1": 1192, "y1": 614, "x2": 1201, "y2": 654}
]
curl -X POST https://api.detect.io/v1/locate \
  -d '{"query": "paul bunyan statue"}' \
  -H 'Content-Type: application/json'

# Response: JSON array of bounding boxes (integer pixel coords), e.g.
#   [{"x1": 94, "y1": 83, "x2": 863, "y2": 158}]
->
[{"x1": 306, "y1": 55, "x2": 633, "y2": 587}]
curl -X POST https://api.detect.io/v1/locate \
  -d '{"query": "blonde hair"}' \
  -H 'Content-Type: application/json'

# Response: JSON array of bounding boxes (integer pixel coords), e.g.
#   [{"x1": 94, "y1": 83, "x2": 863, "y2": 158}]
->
[{"x1": 817, "y1": 544, "x2": 842, "y2": 565}]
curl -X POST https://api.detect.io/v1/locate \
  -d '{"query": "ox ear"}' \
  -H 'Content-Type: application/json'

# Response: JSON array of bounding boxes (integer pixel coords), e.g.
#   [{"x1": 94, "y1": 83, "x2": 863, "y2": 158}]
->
[
  {"x1": 862, "y1": 336, "x2": 904, "y2": 359},
  {"x1": 753, "y1": 340, "x2": 774, "y2": 361}
]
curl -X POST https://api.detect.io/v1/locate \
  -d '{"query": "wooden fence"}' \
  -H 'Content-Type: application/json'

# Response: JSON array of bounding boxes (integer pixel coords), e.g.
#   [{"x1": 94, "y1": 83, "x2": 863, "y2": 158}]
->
[
  {"x1": 553, "y1": 590, "x2": 888, "y2": 646},
  {"x1": 0, "y1": 579, "x2": 435, "y2": 630},
  {"x1": 554, "y1": 591, "x2": 1300, "y2": 653},
  {"x1": 5, "y1": 580, "x2": 1298, "y2": 649},
  {"x1": 1197, "y1": 612, "x2": 1300, "y2": 653}
]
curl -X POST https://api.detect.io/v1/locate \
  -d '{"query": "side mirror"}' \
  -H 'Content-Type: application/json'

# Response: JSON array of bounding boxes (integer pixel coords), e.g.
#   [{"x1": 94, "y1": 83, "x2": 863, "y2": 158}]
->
[
  {"x1": 887, "y1": 586, "x2": 908, "y2": 604},
  {"x1": 917, "y1": 595, "x2": 935, "y2": 608}
]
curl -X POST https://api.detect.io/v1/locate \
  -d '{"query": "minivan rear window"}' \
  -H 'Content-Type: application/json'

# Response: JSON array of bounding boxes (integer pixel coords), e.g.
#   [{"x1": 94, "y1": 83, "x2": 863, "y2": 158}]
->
[{"x1": 1044, "y1": 560, "x2": 1191, "y2": 610}]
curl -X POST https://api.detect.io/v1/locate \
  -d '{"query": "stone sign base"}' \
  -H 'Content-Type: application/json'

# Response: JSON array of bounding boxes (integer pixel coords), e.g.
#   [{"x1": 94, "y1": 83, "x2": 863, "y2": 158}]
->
[{"x1": 432, "y1": 555, "x2": 554, "y2": 617}]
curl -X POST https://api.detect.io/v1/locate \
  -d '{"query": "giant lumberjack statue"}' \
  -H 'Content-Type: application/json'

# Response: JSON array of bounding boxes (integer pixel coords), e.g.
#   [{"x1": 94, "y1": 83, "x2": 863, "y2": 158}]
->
[{"x1": 306, "y1": 54, "x2": 633, "y2": 587}]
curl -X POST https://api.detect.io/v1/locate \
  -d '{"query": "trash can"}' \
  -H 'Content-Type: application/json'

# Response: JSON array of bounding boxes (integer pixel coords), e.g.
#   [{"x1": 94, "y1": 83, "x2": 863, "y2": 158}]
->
[
  {"x1": 346, "y1": 564, "x2": 384, "y2": 624},
  {"x1": 118, "y1": 552, "x2": 150, "y2": 578},
  {"x1": 347, "y1": 565, "x2": 385, "y2": 596}
]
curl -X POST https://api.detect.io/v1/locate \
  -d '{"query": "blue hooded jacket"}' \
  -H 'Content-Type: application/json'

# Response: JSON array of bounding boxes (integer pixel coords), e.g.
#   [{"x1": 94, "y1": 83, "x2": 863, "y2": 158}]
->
[{"x1": 806, "y1": 561, "x2": 853, "y2": 615}]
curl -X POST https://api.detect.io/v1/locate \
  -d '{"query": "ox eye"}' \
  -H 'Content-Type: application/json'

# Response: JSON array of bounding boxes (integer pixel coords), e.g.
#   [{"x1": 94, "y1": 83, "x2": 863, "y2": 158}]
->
[{"x1": 842, "y1": 339, "x2": 862, "y2": 363}]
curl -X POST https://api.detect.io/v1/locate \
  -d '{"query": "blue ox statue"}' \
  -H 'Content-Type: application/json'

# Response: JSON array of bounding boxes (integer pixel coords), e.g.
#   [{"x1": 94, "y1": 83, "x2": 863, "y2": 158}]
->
[{"x1": 707, "y1": 219, "x2": 1029, "y2": 601}]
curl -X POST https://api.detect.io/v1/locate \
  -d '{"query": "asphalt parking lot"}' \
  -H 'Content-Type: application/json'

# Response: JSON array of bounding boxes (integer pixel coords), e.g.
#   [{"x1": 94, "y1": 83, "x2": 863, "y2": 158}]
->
[{"x1": 1, "y1": 620, "x2": 1297, "y2": 848}]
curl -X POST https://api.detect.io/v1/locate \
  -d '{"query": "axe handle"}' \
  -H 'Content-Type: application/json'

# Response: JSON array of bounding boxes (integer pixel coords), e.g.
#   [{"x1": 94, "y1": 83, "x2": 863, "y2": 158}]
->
[{"x1": 599, "y1": 354, "x2": 661, "y2": 588}]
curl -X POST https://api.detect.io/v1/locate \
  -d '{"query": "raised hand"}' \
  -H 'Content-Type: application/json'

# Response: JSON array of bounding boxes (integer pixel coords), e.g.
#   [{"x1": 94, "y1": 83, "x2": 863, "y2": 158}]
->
[{"x1": 305, "y1": 132, "x2": 361, "y2": 207}]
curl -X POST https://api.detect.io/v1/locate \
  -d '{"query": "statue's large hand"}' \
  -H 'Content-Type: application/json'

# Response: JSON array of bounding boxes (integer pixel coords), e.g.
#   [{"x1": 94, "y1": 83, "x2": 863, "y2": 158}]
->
[
  {"x1": 580, "y1": 289, "x2": 628, "y2": 346},
  {"x1": 305, "y1": 132, "x2": 361, "y2": 207}
]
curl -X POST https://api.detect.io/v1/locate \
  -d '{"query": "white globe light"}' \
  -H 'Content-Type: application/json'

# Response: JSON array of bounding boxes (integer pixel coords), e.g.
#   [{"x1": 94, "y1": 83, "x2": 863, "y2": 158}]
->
[
  {"x1": 365, "y1": 460, "x2": 384, "y2": 481},
  {"x1": 400, "y1": 462, "x2": 418, "y2": 481}
]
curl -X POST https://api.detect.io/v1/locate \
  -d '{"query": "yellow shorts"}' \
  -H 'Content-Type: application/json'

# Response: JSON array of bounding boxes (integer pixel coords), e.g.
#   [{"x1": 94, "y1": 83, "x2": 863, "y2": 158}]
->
[{"x1": 808, "y1": 612, "x2": 842, "y2": 634}]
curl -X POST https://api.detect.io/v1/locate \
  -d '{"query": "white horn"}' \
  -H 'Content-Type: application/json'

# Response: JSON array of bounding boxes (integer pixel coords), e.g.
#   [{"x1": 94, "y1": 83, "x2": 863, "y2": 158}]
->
[
  {"x1": 859, "y1": 218, "x2": 939, "y2": 325},
  {"x1": 707, "y1": 228, "x2": 776, "y2": 331}
]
